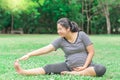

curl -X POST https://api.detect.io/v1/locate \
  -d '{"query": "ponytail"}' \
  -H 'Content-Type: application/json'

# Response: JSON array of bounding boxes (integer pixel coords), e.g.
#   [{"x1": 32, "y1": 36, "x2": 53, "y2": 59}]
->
[
  {"x1": 70, "y1": 21, "x2": 79, "y2": 32},
  {"x1": 57, "y1": 18, "x2": 81, "y2": 32}
]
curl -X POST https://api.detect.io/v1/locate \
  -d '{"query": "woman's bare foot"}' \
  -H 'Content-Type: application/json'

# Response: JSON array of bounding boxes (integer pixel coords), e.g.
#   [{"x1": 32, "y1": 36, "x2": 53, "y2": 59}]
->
[{"x1": 14, "y1": 60, "x2": 23, "y2": 74}]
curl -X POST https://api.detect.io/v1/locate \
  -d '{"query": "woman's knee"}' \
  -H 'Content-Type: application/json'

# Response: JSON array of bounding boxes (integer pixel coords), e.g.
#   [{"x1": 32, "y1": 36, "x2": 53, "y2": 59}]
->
[{"x1": 94, "y1": 64, "x2": 106, "y2": 77}]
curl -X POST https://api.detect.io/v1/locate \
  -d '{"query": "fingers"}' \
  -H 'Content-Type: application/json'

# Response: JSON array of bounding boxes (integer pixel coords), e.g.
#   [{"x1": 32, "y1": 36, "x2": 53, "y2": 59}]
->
[
  {"x1": 73, "y1": 67, "x2": 85, "y2": 71},
  {"x1": 73, "y1": 67, "x2": 79, "y2": 71},
  {"x1": 14, "y1": 55, "x2": 29, "y2": 66},
  {"x1": 73, "y1": 68, "x2": 79, "y2": 71},
  {"x1": 18, "y1": 55, "x2": 29, "y2": 61},
  {"x1": 15, "y1": 59, "x2": 19, "y2": 62}
]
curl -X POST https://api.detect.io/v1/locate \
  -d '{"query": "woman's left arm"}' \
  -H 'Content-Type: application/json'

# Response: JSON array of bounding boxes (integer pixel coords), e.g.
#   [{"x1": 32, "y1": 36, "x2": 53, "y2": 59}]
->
[{"x1": 83, "y1": 44, "x2": 94, "y2": 68}]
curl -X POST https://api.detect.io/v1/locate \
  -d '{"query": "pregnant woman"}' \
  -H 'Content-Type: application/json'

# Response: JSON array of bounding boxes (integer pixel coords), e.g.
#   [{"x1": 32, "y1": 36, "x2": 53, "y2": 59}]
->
[{"x1": 14, "y1": 18, "x2": 106, "y2": 77}]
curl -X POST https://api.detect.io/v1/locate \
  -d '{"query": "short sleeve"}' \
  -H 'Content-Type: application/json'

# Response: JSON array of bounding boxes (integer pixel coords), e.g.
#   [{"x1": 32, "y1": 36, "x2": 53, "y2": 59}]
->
[
  {"x1": 80, "y1": 31, "x2": 93, "y2": 47},
  {"x1": 51, "y1": 38, "x2": 62, "y2": 50}
]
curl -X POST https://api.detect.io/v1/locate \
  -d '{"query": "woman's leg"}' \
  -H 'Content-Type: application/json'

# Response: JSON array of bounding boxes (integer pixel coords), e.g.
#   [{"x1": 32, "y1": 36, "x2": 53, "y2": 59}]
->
[
  {"x1": 14, "y1": 61, "x2": 70, "y2": 75},
  {"x1": 14, "y1": 61, "x2": 45, "y2": 75},
  {"x1": 61, "y1": 67, "x2": 96, "y2": 76}
]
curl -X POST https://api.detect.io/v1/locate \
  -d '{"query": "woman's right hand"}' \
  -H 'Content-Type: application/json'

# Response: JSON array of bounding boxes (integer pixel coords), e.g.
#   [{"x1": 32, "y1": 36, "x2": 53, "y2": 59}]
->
[{"x1": 18, "y1": 55, "x2": 30, "y2": 61}]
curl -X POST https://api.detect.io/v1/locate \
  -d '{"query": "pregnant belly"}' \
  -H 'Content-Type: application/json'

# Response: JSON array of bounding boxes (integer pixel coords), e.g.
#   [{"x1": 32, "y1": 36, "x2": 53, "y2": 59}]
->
[{"x1": 66, "y1": 53, "x2": 87, "y2": 69}]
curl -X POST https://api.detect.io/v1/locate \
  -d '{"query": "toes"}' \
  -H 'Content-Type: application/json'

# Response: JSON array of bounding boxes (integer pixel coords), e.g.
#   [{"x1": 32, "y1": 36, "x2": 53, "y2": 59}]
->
[
  {"x1": 14, "y1": 61, "x2": 19, "y2": 68},
  {"x1": 14, "y1": 61, "x2": 21, "y2": 72}
]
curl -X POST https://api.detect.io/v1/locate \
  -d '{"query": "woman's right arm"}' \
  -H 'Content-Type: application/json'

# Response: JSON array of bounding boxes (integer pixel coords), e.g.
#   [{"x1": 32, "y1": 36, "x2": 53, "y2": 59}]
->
[{"x1": 18, "y1": 44, "x2": 55, "y2": 61}]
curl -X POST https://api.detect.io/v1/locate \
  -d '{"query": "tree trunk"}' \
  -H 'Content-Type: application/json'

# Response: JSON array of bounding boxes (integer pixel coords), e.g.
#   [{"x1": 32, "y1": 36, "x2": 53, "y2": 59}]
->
[
  {"x1": 104, "y1": 5, "x2": 111, "y2": 34},
  {"x1": 86, "y1": 16, "x2": 90, "y2": 34},
  {"x1": 101, "y1": 1, "x2": 111, "y2": 34},
  {"x1": 85, "y1": 0, "x2": 91, "y2": 34},
  {"x1": 81, "y1": 0, "x2": 84, "y2": 31},
  {"x1": 85, "y1": 0, "x2": 89, "y2": 34}
]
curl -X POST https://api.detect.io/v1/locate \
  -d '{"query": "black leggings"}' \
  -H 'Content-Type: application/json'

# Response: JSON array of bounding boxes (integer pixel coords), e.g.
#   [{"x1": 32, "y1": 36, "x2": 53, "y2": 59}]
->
[{"x1": 43, "y1": 62, "x2": 106, "y2": 77}]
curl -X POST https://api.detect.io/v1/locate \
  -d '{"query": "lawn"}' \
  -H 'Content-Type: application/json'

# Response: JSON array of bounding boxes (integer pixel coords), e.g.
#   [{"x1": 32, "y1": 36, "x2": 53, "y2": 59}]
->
[{"x1": 0, "y1": 34, "x2": 120, "y2": 80}]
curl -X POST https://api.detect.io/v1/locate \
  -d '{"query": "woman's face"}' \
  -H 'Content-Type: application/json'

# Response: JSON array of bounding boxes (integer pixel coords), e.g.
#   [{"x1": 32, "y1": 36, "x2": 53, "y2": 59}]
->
[{"x1": 57, "y1": 24, "x2": 70, "y2": 37}]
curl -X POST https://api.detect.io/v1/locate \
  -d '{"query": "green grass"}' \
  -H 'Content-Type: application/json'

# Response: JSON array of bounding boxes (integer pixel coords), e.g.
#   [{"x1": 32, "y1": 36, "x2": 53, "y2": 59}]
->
[{"x1": 0, "y1": 34, "x2": 120, "y2": 80}]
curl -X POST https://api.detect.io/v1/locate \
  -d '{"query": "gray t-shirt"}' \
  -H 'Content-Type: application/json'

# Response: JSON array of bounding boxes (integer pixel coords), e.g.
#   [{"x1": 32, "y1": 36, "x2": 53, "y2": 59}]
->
[{"x1": 51, "y1": 31, "x2": 92, "y2": 69}]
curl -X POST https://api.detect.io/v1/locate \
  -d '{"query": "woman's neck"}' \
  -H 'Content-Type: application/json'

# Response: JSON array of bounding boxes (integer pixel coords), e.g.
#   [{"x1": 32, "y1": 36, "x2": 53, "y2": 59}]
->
[{"x1": 65, "y1": 32, "x2": 78, "y2": 43}]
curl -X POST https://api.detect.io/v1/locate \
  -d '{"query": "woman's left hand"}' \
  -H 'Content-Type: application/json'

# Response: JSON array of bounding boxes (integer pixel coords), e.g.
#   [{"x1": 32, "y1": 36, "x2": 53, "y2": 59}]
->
[{"x1": 73, "y1": 66, "x2": 86, "y2": 71}]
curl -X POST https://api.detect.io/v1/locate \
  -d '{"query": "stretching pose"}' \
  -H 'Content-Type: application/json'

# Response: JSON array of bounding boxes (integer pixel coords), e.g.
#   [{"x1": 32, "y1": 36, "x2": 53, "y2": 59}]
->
[{"x1": 14, "y1": 18, "x2": 106, "y2": 76}]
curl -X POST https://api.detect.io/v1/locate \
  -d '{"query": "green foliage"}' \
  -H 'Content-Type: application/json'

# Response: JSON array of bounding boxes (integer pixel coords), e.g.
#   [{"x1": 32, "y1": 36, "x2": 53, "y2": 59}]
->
[
  {"x1": 0, "y1": 0, "x2": 43, "y2": 15},
  {"x1": 0, "y1": 9, "x2": 11, "y2": 30},
  {"x1": 0, "y1": 0, "x2": 120, "y2": 34},
  {"x1": 38, "y1": 0, "x2": 45, "y2": 6},
  {"x1": 110, "y1": 6, "x2": 120, "y2": 33},
  {"x1": 0, "y1": 0, "x2": 44, "y2": 32},
  {"x1": 68, "y1": 0, "x2": 83, "y2": 25}
]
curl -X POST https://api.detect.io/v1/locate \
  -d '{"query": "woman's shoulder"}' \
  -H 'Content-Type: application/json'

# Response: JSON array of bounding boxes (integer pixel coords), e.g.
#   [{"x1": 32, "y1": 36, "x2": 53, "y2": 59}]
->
[
  {"x1": 78, "y1": 31, "x2": 86, "y2": 34},
  {"x1": 78, "y1": 31, "x2": 87, "y2": 36}
]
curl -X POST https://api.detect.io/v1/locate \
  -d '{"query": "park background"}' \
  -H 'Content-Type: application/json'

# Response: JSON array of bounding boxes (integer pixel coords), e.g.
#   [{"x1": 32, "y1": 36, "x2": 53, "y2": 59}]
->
[
  {"x1": 0, "y1": 0, "x2": 120, "y2": 34},
  {"x1": 0, "y1": 0, "x2": 120, "y2": 80}
]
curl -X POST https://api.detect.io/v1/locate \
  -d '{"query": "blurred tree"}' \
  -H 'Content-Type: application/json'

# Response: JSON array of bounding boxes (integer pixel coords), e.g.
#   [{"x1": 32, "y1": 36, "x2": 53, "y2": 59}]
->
[
  {"x1": 0, "y1": 8, "x2": 11, "y2": 33},
  {"x1": 0, "y1": 0, "x2": 120, "y2": 34},
  {"x1": 97, "y1": 0, "x2": 120, "y2": 34},
  {"x1": 0, "y1": 0, "x2": 44, "y2": 33}
]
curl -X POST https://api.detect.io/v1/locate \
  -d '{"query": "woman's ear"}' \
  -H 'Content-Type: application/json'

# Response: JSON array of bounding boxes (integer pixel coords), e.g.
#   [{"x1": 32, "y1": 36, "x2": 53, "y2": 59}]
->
[{"x1": 67, "y1": 27, "x2": 71, "y2": 32}]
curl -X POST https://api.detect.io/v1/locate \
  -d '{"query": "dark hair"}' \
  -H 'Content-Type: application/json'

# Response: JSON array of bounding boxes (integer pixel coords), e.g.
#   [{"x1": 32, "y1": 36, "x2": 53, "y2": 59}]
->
[{"x1": 57, "y1": 18, "x2": 80, "y2": 32}]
